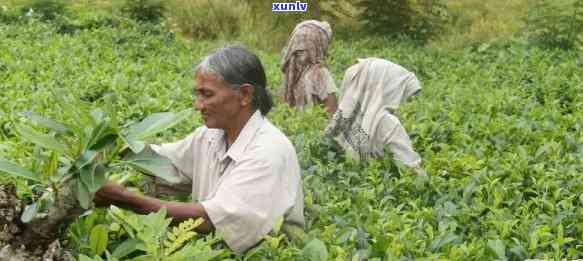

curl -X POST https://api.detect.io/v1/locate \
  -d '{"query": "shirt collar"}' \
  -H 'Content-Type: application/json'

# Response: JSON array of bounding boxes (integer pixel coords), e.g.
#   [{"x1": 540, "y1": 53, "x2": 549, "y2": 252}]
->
[{"x1": 219, "y1": 110, "x2": 264, "y2": 163}]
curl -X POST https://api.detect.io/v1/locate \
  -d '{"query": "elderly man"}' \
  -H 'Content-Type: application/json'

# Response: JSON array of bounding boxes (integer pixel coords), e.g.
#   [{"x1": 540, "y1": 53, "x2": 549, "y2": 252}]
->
[{"x1": 95, "y1": 44, "x2": 305, "y2": 254}]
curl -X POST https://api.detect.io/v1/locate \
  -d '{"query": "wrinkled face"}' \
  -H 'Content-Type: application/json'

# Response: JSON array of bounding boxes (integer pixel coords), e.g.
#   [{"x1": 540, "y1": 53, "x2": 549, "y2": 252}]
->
[{"x1": 193, "y1": 70, "x2": 243, "y2": 129}]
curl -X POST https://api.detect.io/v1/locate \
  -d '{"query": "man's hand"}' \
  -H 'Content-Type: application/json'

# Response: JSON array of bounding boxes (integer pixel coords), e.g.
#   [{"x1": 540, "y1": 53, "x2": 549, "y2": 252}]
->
[
  {"x1": 93, "y1": 193, "x2": 110, "y2": 208},
  {"x1": 94, "y1": 181, "x2": 127, "y2": 207},
  {"x1": 93, "y1": 180, "x2": 214, "y2": 234}
]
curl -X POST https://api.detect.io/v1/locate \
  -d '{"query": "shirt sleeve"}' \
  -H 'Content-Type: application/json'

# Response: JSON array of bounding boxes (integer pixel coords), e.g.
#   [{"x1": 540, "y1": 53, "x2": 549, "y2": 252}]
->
[
  {"x1": 379, "y1": 114, "x2": 422, "y2": 168},
  {"x1": 148, "y1": 128, "x2": 204, "y2": 196},
  {"x1": 200, "y1": 153, "x2": 297, "y2": 254}
]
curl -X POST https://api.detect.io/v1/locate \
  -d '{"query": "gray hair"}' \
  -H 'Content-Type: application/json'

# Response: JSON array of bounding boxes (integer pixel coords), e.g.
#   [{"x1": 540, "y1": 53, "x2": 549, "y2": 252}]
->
[{"x1": 194, "y1": 44, "x2": 273, "y2": 115}]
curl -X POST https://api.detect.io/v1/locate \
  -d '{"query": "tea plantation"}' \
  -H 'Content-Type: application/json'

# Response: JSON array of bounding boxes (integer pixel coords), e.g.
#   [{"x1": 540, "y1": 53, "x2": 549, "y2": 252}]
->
[{"x1": 1, "y1": 14, "x2": 583, "y2": 260}]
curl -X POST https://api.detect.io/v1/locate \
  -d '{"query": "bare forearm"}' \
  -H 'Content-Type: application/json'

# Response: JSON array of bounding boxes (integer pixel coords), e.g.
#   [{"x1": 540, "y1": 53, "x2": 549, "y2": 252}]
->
[
  {"x1": 97, "y1": 182, "x2": 214, "y2": 233},
  {"x1": 324, "y1": 94, "x2": 338, "y2": 114}
]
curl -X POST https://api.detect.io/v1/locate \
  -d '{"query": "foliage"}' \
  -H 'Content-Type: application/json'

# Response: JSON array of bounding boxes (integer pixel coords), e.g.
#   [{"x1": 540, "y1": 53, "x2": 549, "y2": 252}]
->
[
  {"x1": 524, "y1": 0, "x2": 583, "y2": 50},
  {"x1": 121, "y1": 0, "x2": 165, "y2": 23},
  {"x1": 73, "y1": 207, "x2": 226, "y2": 261},
  {"x1": 68, "y1": 208, "x2": 110, "y2": 256},
  {"x1": 105, "y1": 207, "x2": 224, "y2": 260},
  {"x1": 355, "y1": 0, "x2": 449, "y2": 43},
  {"x1": 432, "y1": 0, "x2": 529, "y2": 49},
  {"x1": 1, "y1": 13, "x2": 583, "y2": 260},
  {"x1": 0, "y1": 4, "x2": 21, "y2": 23},
  {"x1": 0, "y1": 92, "x2": 192, "y2": 219},
  {"x1": 18, "y1": 0, "x2": 68, "y2": 21},
  {"x1": 166, "y1": 0, "x2": 340, "y2": 50},
  {"x1": 166, "y1": 0, "x2": 248, "y2": 40}
]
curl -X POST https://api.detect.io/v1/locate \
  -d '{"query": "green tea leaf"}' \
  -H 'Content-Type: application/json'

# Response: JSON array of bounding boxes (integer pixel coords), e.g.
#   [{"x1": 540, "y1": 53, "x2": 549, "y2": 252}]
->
[
  {"x1": 121, "y1": 135, "x2": 146, "y2": 154},
  {"x1": 76, "y1": 150, "x2": 98, "y2": 169},
  {"x1": 535, "y1": 142, "x2": 552, "y2": 159},
  {"x1": 122, "y1": 149, "x2": 181, "y2": 183},
  {"x1": 80, "y1": 163, "x2": 108, "y2": 193},
  {"x1": 487, "y1": 239, "x2": 507, "y2": 260},
  {"x1": 76, "y1": 178, "x2": 92, "y2": 209},
  {"x1": 0, "y1": 159, "x2": 40, "y2": 181},
  {"x1": 127, "y1": 109, "x2": 192, "y2": 140},
  {"x1": 43, "y1": 150, "x2": 60, "y2": 179},
  {"x1": 300, "y1": 238, "x2": 328, "y2": 261},
  {"x1": 272, "y1": 216, "x2": 284, "y2": 235},
  {"x1": 112, "y1": 238, "x2": 142, "y2": 259},
  {"x1": 90, "y1": 108, "x2": 106, "y2": 125},
  {"x1": 86, "y1": 121, "x2": 116, "y2": 151},
  {"x1": 78, "y1": 254, "x2": 95, "y2": 261},
  {"x1": 90, "y1": 224, "x2": 109, "y2": 256},
  {"x1": 91, "y1": 133, "x2": 118, "y2": 151},
  {"x1": 20, "y1": 110, "x2": 71, "y2": 135},
  {"x1": 282, "y1": 224, "x2": 306, "y2": 242},
  {"x1": 14, "y1": 124, "x2": 68, "y2": 153}
]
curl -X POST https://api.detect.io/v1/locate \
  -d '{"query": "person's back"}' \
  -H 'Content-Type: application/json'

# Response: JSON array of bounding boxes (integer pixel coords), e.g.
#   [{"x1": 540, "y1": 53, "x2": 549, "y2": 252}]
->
[
  {"x1": 281, "y1": 20, "x2": 338, "y2": 113},
  {"x1": 325, "y1": 58, "x2": 426, "y2": 175}
]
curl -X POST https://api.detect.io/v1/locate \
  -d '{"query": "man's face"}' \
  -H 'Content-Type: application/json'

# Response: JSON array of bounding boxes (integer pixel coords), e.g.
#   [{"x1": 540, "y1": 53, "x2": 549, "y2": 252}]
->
[{"x1": 193, "y1": 71, "x2": 243, "y2": 129}]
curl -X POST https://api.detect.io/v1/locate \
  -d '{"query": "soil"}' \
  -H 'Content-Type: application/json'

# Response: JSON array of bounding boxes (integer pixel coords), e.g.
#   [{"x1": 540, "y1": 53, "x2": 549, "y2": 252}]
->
[{"x1": 0, "y1": 183, "x2": 82, "y2": 261}]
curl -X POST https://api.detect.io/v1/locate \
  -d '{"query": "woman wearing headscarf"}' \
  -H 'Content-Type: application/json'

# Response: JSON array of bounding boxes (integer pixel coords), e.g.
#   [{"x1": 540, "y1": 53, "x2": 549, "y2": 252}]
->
[
  {"x1": 325, "y1": 58, "x2": 426, "y2": 175},
  {"x1": 281, "y1": 20, "x2": 338, "y2": 114}
]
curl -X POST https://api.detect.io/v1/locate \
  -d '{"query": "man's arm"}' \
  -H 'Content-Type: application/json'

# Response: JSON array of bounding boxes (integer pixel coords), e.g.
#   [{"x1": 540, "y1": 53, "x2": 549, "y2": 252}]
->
[
  {"x1": 95, "y1": 181, "x2": 214, "y2": 233},
  {"x1": 323, "y1": 93, "x2": 338, "y2": 114}
]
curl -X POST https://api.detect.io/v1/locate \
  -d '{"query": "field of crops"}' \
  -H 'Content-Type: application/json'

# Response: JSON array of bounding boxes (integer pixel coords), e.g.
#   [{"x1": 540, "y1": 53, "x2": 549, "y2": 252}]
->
[{"x1": 1, "y1": 13, "x2": 583, "y2": 260}]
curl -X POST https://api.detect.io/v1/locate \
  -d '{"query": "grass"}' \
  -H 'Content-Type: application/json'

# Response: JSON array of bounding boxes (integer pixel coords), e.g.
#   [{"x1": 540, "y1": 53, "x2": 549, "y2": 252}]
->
[
  {"x1": 0, "y1": 0, "x2": 533, "y2": 50},
  {"x1": 428, "y1": 0, "x2": 530, "y2": 48}
]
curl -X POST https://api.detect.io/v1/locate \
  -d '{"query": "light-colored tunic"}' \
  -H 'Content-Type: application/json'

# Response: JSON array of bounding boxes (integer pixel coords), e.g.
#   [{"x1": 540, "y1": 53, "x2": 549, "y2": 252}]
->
[
  {"x1": 325, "y1": 58, "x2": 423, "y2": 168},
  {"x1": 150, "y1": 111, "x2": 305, "y2": 254},
  {"x1": 335, "y1": 111, "x2": 421, "y2": 167}
]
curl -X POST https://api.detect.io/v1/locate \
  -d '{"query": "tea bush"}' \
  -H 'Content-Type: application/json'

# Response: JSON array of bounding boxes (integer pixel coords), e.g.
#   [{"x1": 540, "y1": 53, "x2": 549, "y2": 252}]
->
[
  {"x1": 19, "y1": 0, "x2": 68, "y2": 21},
  {"x1": 121, "y1": 0, "x2": 165, "y2": 23},
  {"x1": 524, "y1": 0, "x2": 583, "y2": 50},
  {"x1": 1, "y1": 14, "x2": 583, "y2": 260},
  {"x1": 355, "y1": 0, "x2": 449, "y2": 43}
]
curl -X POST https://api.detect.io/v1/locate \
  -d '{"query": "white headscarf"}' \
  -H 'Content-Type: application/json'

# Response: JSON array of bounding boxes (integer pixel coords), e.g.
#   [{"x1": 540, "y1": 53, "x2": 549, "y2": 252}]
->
[{"x1": 325, "y1": 58, "x2": 421, "y2": 160}]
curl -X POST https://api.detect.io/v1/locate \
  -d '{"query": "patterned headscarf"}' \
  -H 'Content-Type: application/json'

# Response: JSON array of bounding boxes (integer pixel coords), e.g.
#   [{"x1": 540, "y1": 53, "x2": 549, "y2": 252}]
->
[
  {"x1": 281, "y1": 20, "x2": 332, "y2": 107},
  {"x1": 325, "y1": 58, "x2": 422, "y2": 160}
]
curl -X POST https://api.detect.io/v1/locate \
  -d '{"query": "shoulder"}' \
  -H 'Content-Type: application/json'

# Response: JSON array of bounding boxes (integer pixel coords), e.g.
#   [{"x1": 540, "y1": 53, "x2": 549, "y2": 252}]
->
[
  {"x1": 247, "y1": 119, "x2": 298, "y2": 165},
  {"x1": 191, "y1": 125, "x2": 224, "y2": 144}
]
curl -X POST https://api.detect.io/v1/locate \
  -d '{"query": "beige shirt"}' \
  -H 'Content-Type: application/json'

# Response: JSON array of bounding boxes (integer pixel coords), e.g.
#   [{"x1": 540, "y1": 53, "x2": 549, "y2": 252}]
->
[{"x1": 149, "y1": 111, "x2": 305, "y2": 254}]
